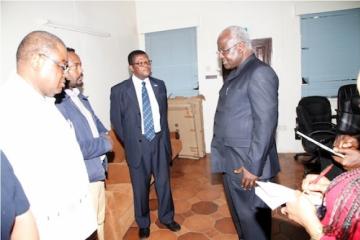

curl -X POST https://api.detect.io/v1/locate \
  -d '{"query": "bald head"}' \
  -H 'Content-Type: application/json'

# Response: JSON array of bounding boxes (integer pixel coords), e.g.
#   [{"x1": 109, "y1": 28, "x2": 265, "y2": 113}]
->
[
  {"x1": 15, "y1": 31, "x2": 68, "y2": 97},
  {"x1": 16, "y1": 31, "x2": 65, "y2": 67}
]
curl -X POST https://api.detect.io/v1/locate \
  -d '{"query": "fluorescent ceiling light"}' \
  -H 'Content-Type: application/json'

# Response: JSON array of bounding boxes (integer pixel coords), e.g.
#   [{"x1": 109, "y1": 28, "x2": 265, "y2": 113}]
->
[{"x1": 41, "y1": 19, "x2": 111, "y2": 38}]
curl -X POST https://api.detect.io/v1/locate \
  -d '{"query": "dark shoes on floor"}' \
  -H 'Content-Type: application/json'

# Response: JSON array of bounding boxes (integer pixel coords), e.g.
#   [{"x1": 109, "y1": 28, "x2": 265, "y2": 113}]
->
[
  {"x1": 139, "y1": 221, "x2": 181, "y2": 239},
  {"x1": 139, "y1": 227, "x2": 150, "y2": 239},
  {"x1": 162, "y1": 221, "x2": 181, "y2": 232}
]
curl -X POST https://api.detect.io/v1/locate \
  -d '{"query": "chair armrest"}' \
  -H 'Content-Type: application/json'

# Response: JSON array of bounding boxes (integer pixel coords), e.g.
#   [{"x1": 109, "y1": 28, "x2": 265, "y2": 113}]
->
[{"x1": 311, "y1": 122, "x2": 336, "y2": 129}]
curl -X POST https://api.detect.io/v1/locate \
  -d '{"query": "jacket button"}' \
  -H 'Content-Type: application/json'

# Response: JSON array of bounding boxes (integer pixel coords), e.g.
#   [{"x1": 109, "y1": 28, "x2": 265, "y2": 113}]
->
[{"x1": 139, "y1": 139, "x2": 142, "y2": 142}]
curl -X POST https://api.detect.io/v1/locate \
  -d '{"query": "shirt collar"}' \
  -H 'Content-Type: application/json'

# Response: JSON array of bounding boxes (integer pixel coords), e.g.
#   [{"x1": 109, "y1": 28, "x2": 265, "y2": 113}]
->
[
  {"x1": 65, "y1": 88, "x2": 81, "y2": 97},
  {"x1": 132, "y1": 75, "x2": 150, "y2": 87},
  {"x1": 14, "y1": 73, "x2": 55, "y2": 102}
]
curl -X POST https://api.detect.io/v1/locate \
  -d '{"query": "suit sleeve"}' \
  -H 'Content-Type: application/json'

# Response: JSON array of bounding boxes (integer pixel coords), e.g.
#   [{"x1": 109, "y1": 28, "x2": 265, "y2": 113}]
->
[
  {"x1": 247, "y1": 66, "x2": 279, "y2": 176},
  {"x1": 162, "y1": 83, "x2": 172, "y2": 161},
  {"x1": 76, "y1": 100, "x2": 112, "y2": 160},
  {"x1": 110, "y1": 87, "x2": 124, "y2": 142},
  {"x1": 78, "y1": 135, "x2": 111, "y2": 160},
  {"x1": 94, "y1": 112, "x2": 108, "y2": 134}
]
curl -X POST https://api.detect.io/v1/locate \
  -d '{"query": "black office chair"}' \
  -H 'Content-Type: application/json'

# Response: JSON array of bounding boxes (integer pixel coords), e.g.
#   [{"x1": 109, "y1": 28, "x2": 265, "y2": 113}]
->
[
  {"x1": 294, "y1": 96, "x2": 337, "y2": 171},
  {"x1": 337, "y1": 96, "x2": 360, "y2": 134},
  {"x1": 337, "y1": 84, "x2": 359, "y2": 116},
  {"x1": 336, "y1": 84, "x2": 360, "y2": 134}
]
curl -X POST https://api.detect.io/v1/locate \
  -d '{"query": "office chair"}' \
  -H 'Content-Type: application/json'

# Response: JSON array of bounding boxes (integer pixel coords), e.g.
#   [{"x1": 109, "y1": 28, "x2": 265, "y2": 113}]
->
[
  {"x1": 336, "y1": 84, "x2": 360, "y2": 134},
  {"x1": 294, "y1": 96, "x2": 337, "y2": 170},
  {"x1": 337, "y1": 96, "x2": 360, "y2": 134},
  {"x1": 337, "y1": 84, "x2": 359, "y2": 116}
]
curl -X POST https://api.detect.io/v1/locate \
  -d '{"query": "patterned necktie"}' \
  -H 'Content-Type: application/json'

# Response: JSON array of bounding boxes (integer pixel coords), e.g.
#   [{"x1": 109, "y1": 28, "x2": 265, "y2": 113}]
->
[{"x1": 142, "y1": 81, "x2": 155, "y2": 141}]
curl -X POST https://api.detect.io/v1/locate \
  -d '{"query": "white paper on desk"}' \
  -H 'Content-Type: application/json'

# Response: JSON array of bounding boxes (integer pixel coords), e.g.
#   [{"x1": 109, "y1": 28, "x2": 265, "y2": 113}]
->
[{"x1": 255, "y1": 181, "x2": 296, "y2": 210}]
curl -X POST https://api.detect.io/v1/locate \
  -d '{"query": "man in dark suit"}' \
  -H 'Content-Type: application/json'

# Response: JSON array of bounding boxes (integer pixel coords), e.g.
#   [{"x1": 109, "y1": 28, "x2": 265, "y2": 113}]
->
[
  {"x1": 110, "y1": 50, "x2": 180, "y2": 239},
  {"x1": 211, "y1": 26, "x2": 280, "y2": 240}
]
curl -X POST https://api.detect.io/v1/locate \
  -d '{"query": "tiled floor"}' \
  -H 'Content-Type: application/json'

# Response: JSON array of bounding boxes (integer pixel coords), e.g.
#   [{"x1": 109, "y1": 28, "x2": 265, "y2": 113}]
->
[{"x1": 123, "y1": 153, "x2": 310, "y2": 240}]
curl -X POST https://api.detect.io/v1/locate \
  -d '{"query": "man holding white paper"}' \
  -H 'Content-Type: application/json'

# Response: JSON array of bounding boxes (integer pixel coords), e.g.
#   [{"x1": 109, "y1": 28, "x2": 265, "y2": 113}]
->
[{"x1": 211, "y1": 26, "x2": 280, "y2": 240}]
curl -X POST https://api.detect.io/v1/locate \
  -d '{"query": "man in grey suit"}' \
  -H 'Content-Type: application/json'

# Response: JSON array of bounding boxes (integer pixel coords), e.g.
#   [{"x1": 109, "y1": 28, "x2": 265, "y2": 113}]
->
[
  {"x1": 211, "y1": 26, "x2": 280, "y2": 240},
  {"x1": 110, "y1": 50, "x2": 180, "y2": 239}
]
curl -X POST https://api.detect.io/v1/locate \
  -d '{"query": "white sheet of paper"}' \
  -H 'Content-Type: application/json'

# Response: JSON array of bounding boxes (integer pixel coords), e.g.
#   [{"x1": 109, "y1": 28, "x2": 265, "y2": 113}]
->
[{"x1": 255, "y1": 181, "x2": 296, "y2": 210}]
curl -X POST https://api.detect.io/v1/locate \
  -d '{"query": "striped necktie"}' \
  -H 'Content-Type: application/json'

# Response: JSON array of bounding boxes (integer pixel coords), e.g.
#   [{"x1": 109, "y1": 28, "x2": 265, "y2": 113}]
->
[{"x1": 142, "y1": 81, "x2": 155, "y2": 141}]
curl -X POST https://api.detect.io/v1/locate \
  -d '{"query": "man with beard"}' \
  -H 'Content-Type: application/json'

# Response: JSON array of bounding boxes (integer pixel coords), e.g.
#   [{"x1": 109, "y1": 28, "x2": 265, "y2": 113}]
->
[
  {"x1": 56, "y1": 48, "x2": 112, "y2": 240},
  {"x1": 0, "y1": 31, "x2": 97, "y2": 239}
]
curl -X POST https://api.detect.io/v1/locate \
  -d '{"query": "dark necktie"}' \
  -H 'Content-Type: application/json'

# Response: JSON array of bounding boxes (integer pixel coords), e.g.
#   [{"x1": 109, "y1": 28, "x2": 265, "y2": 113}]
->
[{"x1": 142, "y1": 81, "x2": 155, "y2": 141}]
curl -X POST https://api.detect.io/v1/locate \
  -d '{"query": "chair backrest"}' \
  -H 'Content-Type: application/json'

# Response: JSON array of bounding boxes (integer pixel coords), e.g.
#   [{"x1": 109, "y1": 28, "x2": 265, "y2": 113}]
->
[
  {"x1": 297, "y1": 96, "x2": 332, "y2": 133},
  {"x1": 296, "y1": 96, "x2": 335, "y2": 153},
  {"x1": 337, "y1": 84, "x2": 359, "y2": 114},
  {"x1": 337, "y1": 96, "x2": 360, "y2": 134}
]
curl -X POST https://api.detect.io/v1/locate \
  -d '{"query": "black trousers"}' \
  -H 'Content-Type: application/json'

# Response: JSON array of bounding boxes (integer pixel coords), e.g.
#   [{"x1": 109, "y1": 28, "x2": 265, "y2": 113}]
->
[
  {"x1": 128, "y1": 132, "x2": 175, "y2": 228},
  {"x1": 223, "y1": 173, "x2": 272, "y2": 240}
]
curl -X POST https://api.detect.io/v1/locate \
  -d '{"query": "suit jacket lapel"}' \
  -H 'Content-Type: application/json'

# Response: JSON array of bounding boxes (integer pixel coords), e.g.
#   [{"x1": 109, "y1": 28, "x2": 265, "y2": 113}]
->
[
  {"x1": 150, "y1": 77, "x2": 161, "y2": 104},
  {"x1": 126, "y1": 78, "x2": 141, "y2": 112}
]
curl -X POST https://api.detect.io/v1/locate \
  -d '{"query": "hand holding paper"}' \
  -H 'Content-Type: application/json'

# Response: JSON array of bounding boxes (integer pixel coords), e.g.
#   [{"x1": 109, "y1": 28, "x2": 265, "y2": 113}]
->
[
  {"x1": 255, "y1": 181, "x2": 322, "y2": 210},
  {"x1": 255, "y1": 181, "x2": 296, "y2": 210}
]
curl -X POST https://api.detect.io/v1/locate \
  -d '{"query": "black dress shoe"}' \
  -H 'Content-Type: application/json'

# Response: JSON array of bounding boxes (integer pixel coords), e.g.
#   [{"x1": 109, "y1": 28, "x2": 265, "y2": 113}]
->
[
  {"x1": 163, "y1": 221, "x2": 181, "y2": 232},
  {"x1": 139, "y1": 227, "x2": 150, "y2": 239}
]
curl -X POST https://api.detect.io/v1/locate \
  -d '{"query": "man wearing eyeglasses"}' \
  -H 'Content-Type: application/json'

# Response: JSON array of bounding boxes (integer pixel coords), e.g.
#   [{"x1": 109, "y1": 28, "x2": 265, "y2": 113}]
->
[
  {"x1": 211, "y1": 26, "x2": 280, "y2": 240},
  {"x1": 56, "y1": 48, "x2": 113, "y2": 240},
  {"x1": 0, "y1": 31, "x2": 97, "y2": 239},
  {"x1": 110, "y1": 50, "x2": 180, "y2": 239}
]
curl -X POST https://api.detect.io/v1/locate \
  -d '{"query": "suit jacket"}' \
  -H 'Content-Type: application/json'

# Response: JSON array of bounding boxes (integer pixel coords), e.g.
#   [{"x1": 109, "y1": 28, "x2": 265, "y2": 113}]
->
[
  {"x1": 211, "y1": 54, "x2": 280, "y2": 179},
  {"x1": 110, "y1": 76, "x2": 172, "y2": 168},
  {"x1": 56, "y1": 92, "x2": 111, "y2": 182}
]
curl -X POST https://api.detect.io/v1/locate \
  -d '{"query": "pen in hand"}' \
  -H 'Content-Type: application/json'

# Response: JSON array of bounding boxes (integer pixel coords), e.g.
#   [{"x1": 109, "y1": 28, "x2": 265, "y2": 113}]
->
[{"x1": 309, "y1": 164, "x2": 334, "y2": 184}]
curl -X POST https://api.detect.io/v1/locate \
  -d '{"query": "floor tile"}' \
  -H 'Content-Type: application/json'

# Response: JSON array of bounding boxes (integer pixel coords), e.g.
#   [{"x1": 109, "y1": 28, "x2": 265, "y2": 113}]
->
[{"x1": 122, "y1": 153, "x2": 310, "y2": 239}]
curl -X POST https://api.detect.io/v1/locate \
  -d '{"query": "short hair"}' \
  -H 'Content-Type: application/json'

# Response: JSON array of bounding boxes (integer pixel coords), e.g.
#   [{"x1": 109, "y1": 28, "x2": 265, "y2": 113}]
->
[
  {"x1": 223, "y1": 26, "x2": 252, "y2": 49},
  {"x1": 128, "y1": 50, "x2": 147, "y2": 65},
  {"x1": 16, "y1": 31, "x2": 65, "y2": 64},
  {"x1": 67, "y1": 47, "x2": 75, "y2": 53}
]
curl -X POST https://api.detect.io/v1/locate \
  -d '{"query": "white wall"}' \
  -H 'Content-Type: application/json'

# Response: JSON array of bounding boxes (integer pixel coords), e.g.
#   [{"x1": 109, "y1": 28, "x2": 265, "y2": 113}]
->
[
  {"x1": 1, "y1": 1, "x2": 139, "y2": 127},
  {"x1": 2, "y1": 1, "x2": 359, "y2": 153},
  {"x1": 135, "y1": 1, "x2": 360, "y2": 153}
]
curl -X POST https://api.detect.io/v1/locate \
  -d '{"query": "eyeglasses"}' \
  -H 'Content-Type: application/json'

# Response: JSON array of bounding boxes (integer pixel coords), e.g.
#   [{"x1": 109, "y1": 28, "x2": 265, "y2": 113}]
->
[
  {"x1": 217, "y1": 41, "x2": 241, "y2": 55},
  {"x1": 132, "y1": 60, "x2": 152, "y2": 67},
  {"x1": 39, "y1": 53, "x2": 69, "y2": 73}
]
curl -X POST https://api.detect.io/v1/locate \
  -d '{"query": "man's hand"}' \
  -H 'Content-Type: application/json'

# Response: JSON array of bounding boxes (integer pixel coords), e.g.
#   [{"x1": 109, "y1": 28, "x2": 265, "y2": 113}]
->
[{"x1": 233, "y1": 167, "x2": 258, "y2": 190}]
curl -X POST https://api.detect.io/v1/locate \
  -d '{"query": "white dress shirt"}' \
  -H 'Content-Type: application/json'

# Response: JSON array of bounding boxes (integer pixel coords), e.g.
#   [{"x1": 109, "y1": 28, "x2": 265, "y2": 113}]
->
[
  {"x1": 132, "y1": 75, "x2": 161, "y2": 134},
  {"x1": 0, "y1": 74, "x2": 96, "y2": 240}
]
